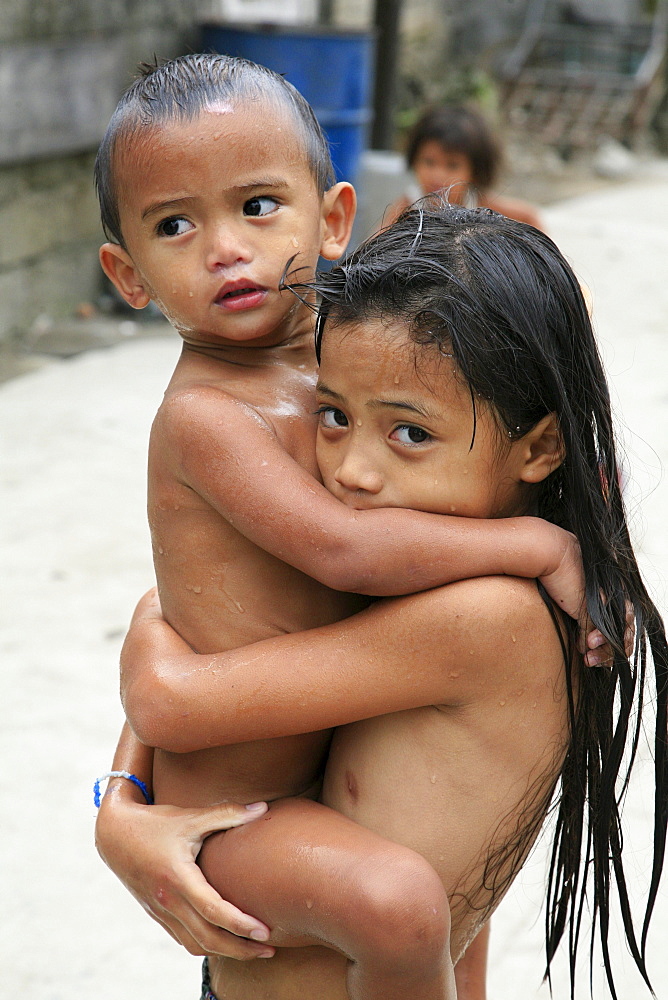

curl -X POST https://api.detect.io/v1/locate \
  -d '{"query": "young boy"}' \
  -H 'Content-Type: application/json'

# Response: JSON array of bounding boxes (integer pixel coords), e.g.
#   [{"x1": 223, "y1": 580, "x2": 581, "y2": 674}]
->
[{"x1": 95, "y1": 54, "x2": 585, "y2": 1000}]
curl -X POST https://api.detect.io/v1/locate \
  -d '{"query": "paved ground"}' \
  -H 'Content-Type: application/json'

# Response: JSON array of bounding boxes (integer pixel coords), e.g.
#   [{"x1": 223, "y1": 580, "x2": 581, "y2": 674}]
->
[{"x1": 2, "y1": 177, "x2": 668, "y2": 999}]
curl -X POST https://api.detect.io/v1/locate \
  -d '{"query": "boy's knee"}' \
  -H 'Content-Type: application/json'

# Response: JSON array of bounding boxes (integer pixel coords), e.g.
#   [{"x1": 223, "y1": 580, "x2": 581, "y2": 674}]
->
[{"x1": 350, "y1": 849, "x2": 451, "y2": 971}]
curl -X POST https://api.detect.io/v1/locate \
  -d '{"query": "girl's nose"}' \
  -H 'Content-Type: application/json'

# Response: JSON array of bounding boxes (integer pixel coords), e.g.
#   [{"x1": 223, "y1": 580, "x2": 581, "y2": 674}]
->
[{"x1": 334, "y1": 445, "x2": 383, "y2": 495}]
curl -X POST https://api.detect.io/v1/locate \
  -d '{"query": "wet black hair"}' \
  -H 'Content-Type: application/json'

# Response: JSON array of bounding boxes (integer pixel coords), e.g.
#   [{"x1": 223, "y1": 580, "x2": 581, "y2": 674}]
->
[
  {"x1": 310, "y1": 203, "x2": 668, "y2": 998},
  {"x1": 405, "y1": 105, "x2": 501, "y2": 191},
  {"x1": 94, "y1": 52, "x2": 336, "y2": 247}
]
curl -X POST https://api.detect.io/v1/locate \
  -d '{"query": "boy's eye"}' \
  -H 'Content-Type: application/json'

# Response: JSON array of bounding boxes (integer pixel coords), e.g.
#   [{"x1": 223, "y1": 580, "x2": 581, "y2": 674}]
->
[
  {"x1": 391, "y1": 424, "x2": 431, "y2": 445},
  {"x1": 244, "y1": 196, "x2": 278, "y2": 217},
  {"x1": 317, "y1": 406, "x2": 348, "y2": 429},
  {"x1": 157, "y1": 217, "x2": 193, "y2": 237}
]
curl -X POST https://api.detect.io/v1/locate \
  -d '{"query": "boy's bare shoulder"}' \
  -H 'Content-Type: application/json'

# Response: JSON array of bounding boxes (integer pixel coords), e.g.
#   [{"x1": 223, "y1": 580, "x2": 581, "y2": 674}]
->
[{"x1": 153, "y1": 380, "x2": 273, "y2": 449}]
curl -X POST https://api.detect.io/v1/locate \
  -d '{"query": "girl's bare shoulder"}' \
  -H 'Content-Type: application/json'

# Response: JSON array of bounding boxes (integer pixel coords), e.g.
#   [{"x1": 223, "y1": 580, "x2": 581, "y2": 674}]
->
[{"x1": 403, "y1": 575, "x2": 565, "y2": 689}]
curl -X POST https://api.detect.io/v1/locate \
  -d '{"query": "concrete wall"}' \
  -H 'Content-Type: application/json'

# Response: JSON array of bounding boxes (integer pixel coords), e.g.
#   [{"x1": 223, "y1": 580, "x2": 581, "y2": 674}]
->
[{"x1": 0, "y1": 0, "x2": 199, "y2": 348}]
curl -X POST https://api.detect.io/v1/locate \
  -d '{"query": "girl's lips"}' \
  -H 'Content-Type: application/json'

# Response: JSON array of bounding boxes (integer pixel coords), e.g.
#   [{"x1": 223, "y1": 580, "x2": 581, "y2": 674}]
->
[{"x1": 215, "y1": 284, "x2": 268, "y2": 312}]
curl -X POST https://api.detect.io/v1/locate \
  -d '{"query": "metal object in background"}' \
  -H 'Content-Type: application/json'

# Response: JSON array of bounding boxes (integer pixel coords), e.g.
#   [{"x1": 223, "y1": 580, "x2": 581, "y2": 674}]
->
[
  {"x1": 500, "y1": 0, "x2": 668, "y2": 149},
  {"x1": 371, "y1": 0, "x2": 404, "y2": 150}
]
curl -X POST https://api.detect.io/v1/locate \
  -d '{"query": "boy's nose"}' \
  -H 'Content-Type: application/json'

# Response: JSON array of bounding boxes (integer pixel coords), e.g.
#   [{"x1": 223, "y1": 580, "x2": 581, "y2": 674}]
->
[
  {"x1": 205, "y1": 227, "x2": 252, "y2": 271},
  {"x1": 334, "y1": 446, "x2": 383, "y2": 496}
]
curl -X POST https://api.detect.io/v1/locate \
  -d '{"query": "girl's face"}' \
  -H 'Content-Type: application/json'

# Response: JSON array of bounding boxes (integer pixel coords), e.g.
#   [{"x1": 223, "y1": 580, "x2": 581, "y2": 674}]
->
[
  {"x1": 413, "y1": 140, "x2": 473, "y2": 201},
  {"x1": 316, "y1": 319, "x2": 532, "y2": 519}
]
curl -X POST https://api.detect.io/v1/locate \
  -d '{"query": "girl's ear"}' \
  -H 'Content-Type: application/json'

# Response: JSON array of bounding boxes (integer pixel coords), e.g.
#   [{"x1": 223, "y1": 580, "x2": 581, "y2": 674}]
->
[
  {"x1": 518, "y1": 413, "x2": 565, "y2": 484},
  {"x1": 319, "y1": 182, "x2": 357, "y2": 261},
  {"x1": 99, "y1": 243, "x2": 151, "y2": 310}
]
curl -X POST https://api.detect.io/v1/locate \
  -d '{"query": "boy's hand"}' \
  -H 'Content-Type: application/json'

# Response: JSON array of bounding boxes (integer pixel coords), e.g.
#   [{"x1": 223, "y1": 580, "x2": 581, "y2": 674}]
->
[
  {"x1": 537, "y1": 528, "x2": 586, "y2": 627},
  {"x1": 95, "y1": 790, "x2": 275, "y2": 959},
  {"x1": 584, "y1": 601, "x2": 635, "y2": 667}
]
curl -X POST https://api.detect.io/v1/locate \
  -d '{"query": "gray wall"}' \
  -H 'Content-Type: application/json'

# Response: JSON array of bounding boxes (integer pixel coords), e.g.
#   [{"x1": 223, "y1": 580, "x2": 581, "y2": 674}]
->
[{"x1": 0, "y1": 0, "x2": 199, "y2": 347}]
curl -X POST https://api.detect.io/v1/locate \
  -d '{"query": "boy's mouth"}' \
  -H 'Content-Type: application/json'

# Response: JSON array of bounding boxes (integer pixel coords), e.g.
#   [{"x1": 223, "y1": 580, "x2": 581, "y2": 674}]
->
[{"x1": 215, "y1": 281, "x2": 268, "y2": 312}]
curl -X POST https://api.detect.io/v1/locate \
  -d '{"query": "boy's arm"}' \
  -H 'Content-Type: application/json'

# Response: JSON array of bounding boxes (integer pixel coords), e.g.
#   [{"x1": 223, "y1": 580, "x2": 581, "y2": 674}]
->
[
  {"x1": 95, "y1": 723, "x2": 274, "y2": 958},
  {"x1": 122, "y1": 577, "x2": 549, "y2": 753},
  {"x1": 162, "y1": 390, "x2": 583, "y2": 616}
]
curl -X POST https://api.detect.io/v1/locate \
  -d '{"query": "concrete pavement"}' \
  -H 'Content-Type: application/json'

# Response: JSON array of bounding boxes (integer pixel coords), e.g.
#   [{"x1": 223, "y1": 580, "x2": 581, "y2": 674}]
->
[{"x1": 2, "y1": 177, "x2": 668, "y2": 998}]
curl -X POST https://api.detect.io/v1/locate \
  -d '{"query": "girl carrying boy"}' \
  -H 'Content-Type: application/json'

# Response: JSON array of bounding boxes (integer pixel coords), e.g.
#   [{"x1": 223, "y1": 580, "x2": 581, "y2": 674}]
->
[{"x1": 101, "y1": 202, "x2": 667, "y2": 999}]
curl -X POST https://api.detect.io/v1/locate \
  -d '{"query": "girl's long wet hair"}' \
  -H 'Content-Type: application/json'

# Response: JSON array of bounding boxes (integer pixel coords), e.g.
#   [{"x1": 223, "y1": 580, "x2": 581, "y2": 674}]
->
[{"x1": 310, "y1": 203, "x2": 668, "y2": 998}]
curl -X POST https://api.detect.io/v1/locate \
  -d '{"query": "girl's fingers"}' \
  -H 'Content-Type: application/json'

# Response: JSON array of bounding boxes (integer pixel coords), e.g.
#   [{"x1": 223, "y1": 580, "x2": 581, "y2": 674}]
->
[
  {"x1": 154, "y1": 893, "x2": 275, "y2": 958},
  {"x1": 185, "y1": 800, "x2": 269, "y2": 841},
  {"x1": 184, "y1": 872, "x2": 272, "y2": 943}
]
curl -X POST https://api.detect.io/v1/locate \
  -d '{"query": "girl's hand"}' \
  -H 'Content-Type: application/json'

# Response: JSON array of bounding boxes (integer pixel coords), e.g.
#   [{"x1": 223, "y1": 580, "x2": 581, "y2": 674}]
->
[{"x1": 95, "y1": 789, "x2": 275, "y2": 959}]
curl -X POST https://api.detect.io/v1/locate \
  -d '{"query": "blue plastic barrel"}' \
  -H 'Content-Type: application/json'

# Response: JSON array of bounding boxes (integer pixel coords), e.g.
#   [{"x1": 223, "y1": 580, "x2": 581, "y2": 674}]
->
[{"x1": 199, "y1": 22, "x2": 375, "y2": 183}]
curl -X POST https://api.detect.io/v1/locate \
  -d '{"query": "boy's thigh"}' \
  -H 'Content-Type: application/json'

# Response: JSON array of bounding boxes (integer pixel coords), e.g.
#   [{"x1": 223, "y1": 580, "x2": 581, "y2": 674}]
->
[{"x1": 198, "y1": 796, "x2": 448, "y2": 952}]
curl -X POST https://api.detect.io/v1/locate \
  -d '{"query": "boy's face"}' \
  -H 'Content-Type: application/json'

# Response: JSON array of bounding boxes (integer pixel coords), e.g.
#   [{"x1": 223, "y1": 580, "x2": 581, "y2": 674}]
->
[
  {"x1": 108, "y1": 104, "x2": 338, "y2": 346},
  {"x1": 315, "y1": 319, "x2": 533, "y2": 520}
]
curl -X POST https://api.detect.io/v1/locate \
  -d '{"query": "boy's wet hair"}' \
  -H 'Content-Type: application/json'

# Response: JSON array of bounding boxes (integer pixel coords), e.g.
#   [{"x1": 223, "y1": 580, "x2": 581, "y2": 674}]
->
[
  {"x1": 95, "y1": 52, "x2": 336, "y2": 247},
  {"x1": 310, "y1": 203, "x2": 668, "y2": 999},
  {"x1": 405, "y1": 106, "x2": 501, "y2": 190}
]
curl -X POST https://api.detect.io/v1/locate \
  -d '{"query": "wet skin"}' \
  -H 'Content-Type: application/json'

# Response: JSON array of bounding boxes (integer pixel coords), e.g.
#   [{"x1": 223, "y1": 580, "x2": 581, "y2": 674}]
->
[
  {"x1": 100, "y1": 103, "x2": 572, "y2": 998},
  {"x1": 121, "y1": 320, "x2": 571, "y2": 998}
]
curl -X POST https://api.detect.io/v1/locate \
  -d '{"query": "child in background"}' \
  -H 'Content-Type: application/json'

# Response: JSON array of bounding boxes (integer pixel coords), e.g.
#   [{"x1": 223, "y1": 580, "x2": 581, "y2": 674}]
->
[
  {"x1": 94, "y1": 54, "x2": 587, "y2": 1000},
  {"x1": 118, "y1": 204, "x2": 668, "y2": 1000},
  {"x1": 386, "y1": 105, "x2": 543, "y2": 230}
]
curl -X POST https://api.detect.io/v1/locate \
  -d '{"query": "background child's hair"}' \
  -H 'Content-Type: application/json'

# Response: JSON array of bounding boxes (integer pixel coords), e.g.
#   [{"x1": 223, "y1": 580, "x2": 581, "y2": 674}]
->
[
  {"x1": 311, "y1": 203, "x2": 668, "y2": 997},
  {"x1": 405, "y1": 106, "x2": 501, "y2": 191},
  {"x1": 95, "y1": 52, "x2": 336, "y2": 247}
]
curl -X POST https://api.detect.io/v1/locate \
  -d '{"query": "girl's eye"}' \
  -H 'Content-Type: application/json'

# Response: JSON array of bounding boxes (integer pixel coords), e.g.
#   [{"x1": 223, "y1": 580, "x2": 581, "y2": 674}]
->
[
  {"x1": 157, "y1": 217, "x2": 193, "y2": 238},
  {"x1": 317, "y1": 406, "x2": 348, "y2": 429},
  {"x1": 244, "y1": 196, "x2": 278, "y2": 217},
  {"x1": 391, "y1": 424, "x2": 431, "y2": 446}
]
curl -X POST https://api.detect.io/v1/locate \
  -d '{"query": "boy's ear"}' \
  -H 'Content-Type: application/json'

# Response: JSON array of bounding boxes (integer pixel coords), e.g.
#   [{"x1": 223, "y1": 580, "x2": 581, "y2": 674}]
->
[
  {"x1": 517, "y1": 413, "x2": 565, "y2": 484},
  {"x1": 99, "y1": 243, "x2": 151, "y2": 310},
  {"x1": 319, "y1": 182, "x2": 357, "y2": 261}
]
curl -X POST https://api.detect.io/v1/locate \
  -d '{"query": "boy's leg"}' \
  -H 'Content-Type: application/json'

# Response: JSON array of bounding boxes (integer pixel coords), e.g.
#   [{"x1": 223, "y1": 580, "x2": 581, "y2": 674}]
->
[
  {"x1": 199, "y1": 797, "x2": 456, "y2": 1000},
  {"x1": 454, "y1": 922, "x2": 489, "y2": 1000}
]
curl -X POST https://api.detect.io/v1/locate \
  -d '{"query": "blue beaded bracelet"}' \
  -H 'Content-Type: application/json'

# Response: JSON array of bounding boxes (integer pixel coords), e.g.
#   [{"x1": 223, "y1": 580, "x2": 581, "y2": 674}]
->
[{"x1": 93, "y1": 770, "x2": 153, "y2": 808}]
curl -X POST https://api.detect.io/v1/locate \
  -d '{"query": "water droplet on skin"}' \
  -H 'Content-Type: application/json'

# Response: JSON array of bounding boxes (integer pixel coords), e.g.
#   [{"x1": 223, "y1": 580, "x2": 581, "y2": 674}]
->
[
  {"x1": 306, "y1": 899, "x2": 313, "y2": 909},
  {"x1": 394, "y1": 375, "x2": 400, "y2": 384},
  {"x1": 511, "y1": 635, "x2": 517, "y2": 642},
  {"x1": 499, "y1": 699, "x2": 506, "y2": 707},
  {"x1": 157, "y1": 547, "x2": 164, "y2": 555},
  {"x1": 292, "y1": 237, "x2": 300, "y2": 248},
  {"x1": 188, "y1": 291, "x2": 194, "y2": 297},
  {"x1": 450, "y1": 505, "x2": 456, "y2": 512},
  {"x1": 430, "y1": 775, "x2": 436, "y2": 784},
  {"x1": 448, "y1": 670, "x2": 461, "y2": 678},
  {"x1": 356, "y1": 419, "x2": 362, "y2": 427}
]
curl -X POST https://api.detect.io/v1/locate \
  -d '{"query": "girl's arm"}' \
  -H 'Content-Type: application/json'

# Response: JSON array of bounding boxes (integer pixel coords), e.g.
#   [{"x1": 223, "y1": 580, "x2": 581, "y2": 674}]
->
[
  {"x1": 94, "y1": 723, "x2": 275, "y2": 958},
  {"x1": 122, "y1": 576, "x2": 550, "y2": 753},
  {"x1": 161, "y1": 389, "x2": 584, "y2": 617}
]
